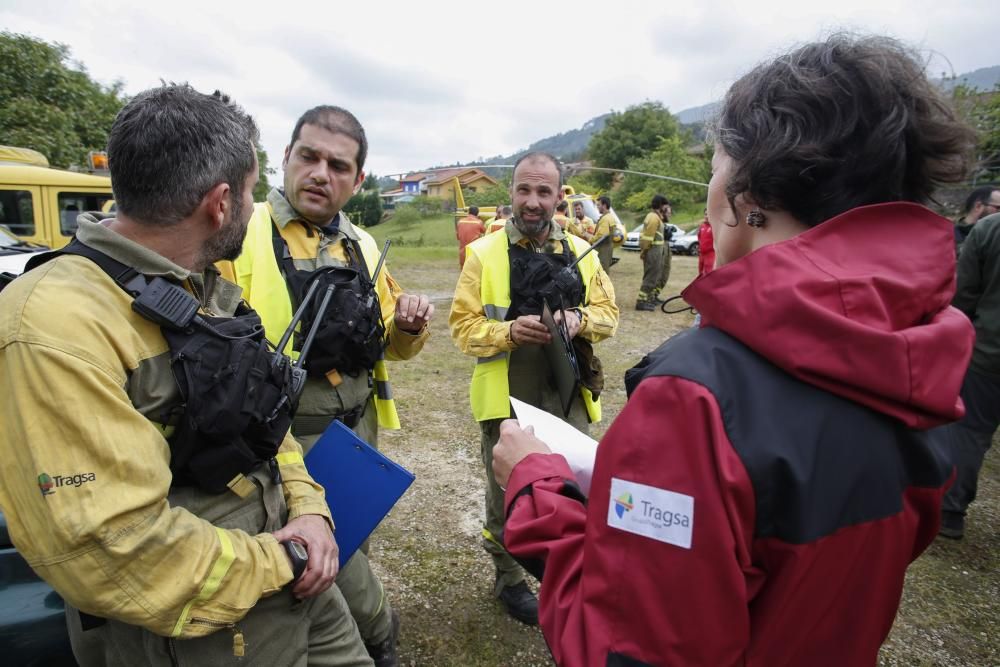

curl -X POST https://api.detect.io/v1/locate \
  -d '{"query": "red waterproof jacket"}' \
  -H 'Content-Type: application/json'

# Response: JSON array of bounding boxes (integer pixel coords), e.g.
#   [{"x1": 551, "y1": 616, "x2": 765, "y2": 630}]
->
[
  {"x1": 697, "y1": 220, "x2": 715, "y2": 276},
  {"x1": 503, "y1": 203, "x2": 974, "y2": 667}
]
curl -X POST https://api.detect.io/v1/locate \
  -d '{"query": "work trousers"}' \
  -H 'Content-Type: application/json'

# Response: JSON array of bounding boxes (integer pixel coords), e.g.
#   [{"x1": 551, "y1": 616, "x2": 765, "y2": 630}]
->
[
  {"x1": 480, "y1": 345, "x2": 590, "y2": 595},
  {"x1": 295, "y1": 395, "x2": 392, "y2": 648},
  {"x1": 638, "y1": 245, "x2": 665, "y2": 302},
  {"x1": 934, "y1": 368, "x2": 1000, "y2": 522},
  {"x1": 658, "y1": 244, "x2": 672, "y2": 294},
  {"x1": 597, "y1": 240, "x2": 614, "y2": 272}
]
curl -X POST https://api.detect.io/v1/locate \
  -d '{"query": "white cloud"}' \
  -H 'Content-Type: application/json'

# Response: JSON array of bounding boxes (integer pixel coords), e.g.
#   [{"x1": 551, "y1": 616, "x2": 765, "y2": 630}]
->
[{"x1": 1, "y1": 0, "x2": 996, "y2": 178}]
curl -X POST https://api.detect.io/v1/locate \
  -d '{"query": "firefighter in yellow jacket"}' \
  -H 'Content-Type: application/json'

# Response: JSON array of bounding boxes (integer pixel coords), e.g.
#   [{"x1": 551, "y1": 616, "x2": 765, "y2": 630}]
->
[
  {"x1": 217, "y1": 106, "x2": 431, "y2": 667},
  {"x1": 449, "y1": 152, "x2": 619, "y2": 625},
  {"x1": 636, "y1": 194, "x2": 671, "y2": 311},
  {"x1": 0, "y1": 87, "x2": 373, "y2": 665}
]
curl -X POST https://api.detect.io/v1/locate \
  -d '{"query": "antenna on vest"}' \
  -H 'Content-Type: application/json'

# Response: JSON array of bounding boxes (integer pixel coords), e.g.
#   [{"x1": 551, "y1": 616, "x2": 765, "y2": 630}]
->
[
  {"x1": 276, "y1": 280, "x2": 321, "y2": 356},
  {"x1": 370, "y1": 239, "x2": 391, "y2": 285},
  {"x1": 296, "y1": 284, "x2": 337, "y2": 371},
  {"x1": 570, "y1": 233, "x2": 608, "y2": 269}
]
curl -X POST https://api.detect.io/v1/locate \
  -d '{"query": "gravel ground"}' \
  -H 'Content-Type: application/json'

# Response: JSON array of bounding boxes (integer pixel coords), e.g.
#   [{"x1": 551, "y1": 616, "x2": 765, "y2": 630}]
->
[{"x1": 366, "y1": 250, "x2": 998, "y2": 666}]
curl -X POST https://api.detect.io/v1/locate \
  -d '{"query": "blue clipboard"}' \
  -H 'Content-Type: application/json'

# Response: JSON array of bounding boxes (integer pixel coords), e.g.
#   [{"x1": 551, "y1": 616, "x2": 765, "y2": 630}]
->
[{"x1": 304, "y1": 420, "x2": 415, "y2": 567}]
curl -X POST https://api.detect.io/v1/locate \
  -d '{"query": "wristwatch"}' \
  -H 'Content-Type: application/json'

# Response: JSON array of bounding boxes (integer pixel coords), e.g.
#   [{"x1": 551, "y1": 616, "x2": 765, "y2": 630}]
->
[{"x1": 281, "y1": 540, "x2": 309, "y2": 582}]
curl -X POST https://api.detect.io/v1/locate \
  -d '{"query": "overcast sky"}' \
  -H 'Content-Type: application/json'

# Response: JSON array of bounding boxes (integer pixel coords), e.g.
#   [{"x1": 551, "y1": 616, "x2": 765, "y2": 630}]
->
[{"x1": 2, "y1": 0, "x2": 997, "y2": 181}]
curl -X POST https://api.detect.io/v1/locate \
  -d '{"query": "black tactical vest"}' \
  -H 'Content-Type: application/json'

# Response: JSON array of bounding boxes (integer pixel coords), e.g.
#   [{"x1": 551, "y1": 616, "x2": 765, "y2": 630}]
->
[
  {"x1": 271, "y1": 222, "x2": 386, "y2": 377},
  {"x1": 25, "y1": 240, "x2": 301, "y2": 494},
  {"x1": 507, "y1": 239, "x2": 585, "y2": 319}
]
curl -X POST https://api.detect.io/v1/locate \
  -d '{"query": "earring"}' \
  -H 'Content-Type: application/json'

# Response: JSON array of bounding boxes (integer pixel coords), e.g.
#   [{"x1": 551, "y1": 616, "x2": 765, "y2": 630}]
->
[{"x1": 746, "y1": 209, "x2": 766, "y2": 228}]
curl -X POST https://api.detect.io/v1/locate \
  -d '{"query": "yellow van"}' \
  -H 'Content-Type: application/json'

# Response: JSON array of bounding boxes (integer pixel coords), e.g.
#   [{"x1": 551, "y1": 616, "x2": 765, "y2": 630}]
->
[{"x1": 0, "y1": 146, "x2": 114, "y2": 249}]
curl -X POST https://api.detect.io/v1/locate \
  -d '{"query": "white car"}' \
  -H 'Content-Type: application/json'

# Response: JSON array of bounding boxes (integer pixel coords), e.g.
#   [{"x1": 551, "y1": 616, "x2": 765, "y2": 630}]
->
[
  {"x1": 671, "y1": 229, "x2": 700, "y2": 255},
  {"x1": 0, "y1": 225, "x2": 49, "y2": 278},
  {"x1": 623, "y1": 223, "x2": 681, "y2": 251}
]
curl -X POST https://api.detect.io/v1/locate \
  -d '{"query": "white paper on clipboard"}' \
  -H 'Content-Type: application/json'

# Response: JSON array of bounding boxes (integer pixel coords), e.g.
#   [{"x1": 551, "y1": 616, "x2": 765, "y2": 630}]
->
[{"x1": 509, "y1": 397, "x2": 598, "y2": 495}]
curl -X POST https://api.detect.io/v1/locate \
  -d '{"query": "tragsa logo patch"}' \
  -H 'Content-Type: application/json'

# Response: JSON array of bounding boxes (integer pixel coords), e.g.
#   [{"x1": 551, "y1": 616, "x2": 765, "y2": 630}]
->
[
  {"x1": 607, "y1": 477, "x2": 694, "y2": 550},
  {"x1": 613, "y1": 492, "x2": 634, "y2": 519}
]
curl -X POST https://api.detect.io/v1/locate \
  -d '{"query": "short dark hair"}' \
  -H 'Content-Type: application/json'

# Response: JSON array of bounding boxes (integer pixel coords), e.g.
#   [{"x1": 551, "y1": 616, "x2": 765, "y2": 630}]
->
[
  {"x1": 469, "y1": 206, "x2": 479, "y2": 216},
  {"x1": 963, "y1": 185, "x2": 1000, "y2": 214},
  {"x1": 598, "y1": 195, "x2": 611, "y2": 208},
  {"x1": 714, "y1": 34, "x2": 975, "y2": 227},
  {"x1": 501, "y1": 205, "x2": 512, "y2": 216},
  {"x1": 651, "y1": 194, "x2": 669, "y2": 209},
  {"x1": 290, "y1": 105, "x2": 368, "y2": 174},
  {"x1": 512, "y1": 151, "x2": 563, "y2": 188},
  {"x1": 108, "y1": 85, "x2": 258, "y2": 226},
  {"x1": 556, "y1": 201, "x2": 569, "y2": 213}
]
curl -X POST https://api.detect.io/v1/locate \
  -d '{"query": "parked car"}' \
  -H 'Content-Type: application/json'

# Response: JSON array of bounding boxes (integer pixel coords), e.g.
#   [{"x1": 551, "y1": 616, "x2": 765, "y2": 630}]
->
[
  {"x1": 0, "y1": 224, "x2": 49, "y2": 279},
  {"x1": 671, "y1": 228, "x2": 700, "y2": 255},
  {"x1": 0, "y1": 510, "x2": 76, "y2": 665},
  {"x1": 1, "y1": 145, "x2": 114, "y2": 249},
  {"x1": 623, "y1": 222, "x2": 681, "y2": 251}
]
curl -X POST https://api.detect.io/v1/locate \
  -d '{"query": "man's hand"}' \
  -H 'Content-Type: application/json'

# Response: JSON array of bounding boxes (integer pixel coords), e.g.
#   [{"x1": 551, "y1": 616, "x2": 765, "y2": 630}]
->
[
  {"x1": 510, "y1": 314, "x2": 551, "y2": 346},
  {"x1": 639, "y1": 248, "x2": 648, "y2": 260},
  {"x1": 493, "y1": 420, "x2": 552, "y2": 489},
  {"x1": 272, "y1": 514, "x2": 338, "y2": 599},
  {"x1": 394, "y1": 293, "x2": 434, "y2": 333},
  {"x1": 553, "y1": 309, "x2": 583, "y2": 339}
]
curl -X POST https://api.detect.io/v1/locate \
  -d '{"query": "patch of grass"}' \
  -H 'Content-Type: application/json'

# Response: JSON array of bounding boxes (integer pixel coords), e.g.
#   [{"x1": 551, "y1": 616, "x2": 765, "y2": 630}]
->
[{"x1": 367, "y1": 213, "x2": 457, "y2": 248}]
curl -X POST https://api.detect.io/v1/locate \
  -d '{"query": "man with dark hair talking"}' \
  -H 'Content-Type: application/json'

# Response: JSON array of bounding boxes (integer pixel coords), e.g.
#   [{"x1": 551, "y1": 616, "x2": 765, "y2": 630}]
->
[{"x1": 217, "y1": 105, "x2": 433, "y2": 667}]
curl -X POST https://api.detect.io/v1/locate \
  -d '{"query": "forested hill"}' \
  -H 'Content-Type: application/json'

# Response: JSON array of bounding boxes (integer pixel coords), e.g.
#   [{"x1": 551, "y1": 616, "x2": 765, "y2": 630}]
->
[{"x1": 440, "y1": 65, "x2": 998, "y2": 172}]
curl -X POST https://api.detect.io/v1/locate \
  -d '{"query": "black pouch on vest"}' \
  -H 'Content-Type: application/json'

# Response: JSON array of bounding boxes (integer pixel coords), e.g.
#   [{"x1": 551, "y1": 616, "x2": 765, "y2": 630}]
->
[
  {"x1": 164, "y1": 310, "x2": 296, "y2": 493},
  {"x1": 294, "y1": 265, "x2": 386, "y2": 377},
  {"x1": 507, "y1": 240, "x2": 584, "y2": 319}
]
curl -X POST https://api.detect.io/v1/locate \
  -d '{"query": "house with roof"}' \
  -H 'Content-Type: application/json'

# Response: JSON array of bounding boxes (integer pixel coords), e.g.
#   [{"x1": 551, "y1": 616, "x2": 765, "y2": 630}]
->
[
  {"x1": 421, "y1": 167, "x2": 498, "y2": 201},
  {"x1": 381, "y1": 167, "x2": 499, "y2": 208}
]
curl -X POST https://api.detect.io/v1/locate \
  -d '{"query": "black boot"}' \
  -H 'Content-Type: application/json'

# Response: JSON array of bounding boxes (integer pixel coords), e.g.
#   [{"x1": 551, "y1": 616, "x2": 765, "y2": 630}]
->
[
  {"x1": 498, "y1": 581, "x2": 539, "y2": 625},
  {"x1": 365, "y1": 609, "x2": 401, "y2": 667},
  {"x1": 635, "y1": 300, "x2": 655, "y2": 311}
]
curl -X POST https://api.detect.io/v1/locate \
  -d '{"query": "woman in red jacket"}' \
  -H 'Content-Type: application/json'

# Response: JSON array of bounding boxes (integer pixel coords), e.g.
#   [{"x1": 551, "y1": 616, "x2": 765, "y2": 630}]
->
[{"x1": 493, "y1": 35, "x2": 977, "y2": 667}]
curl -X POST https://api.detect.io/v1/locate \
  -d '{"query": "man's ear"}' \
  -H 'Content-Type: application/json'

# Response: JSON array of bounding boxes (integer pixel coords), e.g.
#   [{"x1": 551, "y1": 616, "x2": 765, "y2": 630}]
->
[
  {"x1": 353, "y1": 170, "x2": 366, "y2": 195},
  {"x1": 200, "y1": 182, "x2": 231, "y2": 231},
  {"x1": 282, "y1": 144, "x2": 292, "y2": 170}
]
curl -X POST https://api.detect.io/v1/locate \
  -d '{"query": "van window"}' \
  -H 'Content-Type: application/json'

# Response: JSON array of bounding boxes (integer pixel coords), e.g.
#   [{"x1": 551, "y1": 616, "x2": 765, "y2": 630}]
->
[
  {"x1": 0, "y1": 189, "x2": 36, "y2": 236},
  {"x1": 58, "y1": 193, "x2": 116, "y2": 235}
]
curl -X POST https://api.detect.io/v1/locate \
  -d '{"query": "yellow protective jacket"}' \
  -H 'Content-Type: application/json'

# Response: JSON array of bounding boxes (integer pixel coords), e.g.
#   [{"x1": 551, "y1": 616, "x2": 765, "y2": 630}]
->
[
  {"x1": 639, "y1": 211, "x2": 665, "y2": 251},
  {"x1": 449, "y1": 221, "x2": 619, "y2": 423},
  {"x1": 218, "y1": 192, "x2": 429, "y2": 430},
  {"x1": 0, "y1": 217, "x2": 331, "y2": 639}
]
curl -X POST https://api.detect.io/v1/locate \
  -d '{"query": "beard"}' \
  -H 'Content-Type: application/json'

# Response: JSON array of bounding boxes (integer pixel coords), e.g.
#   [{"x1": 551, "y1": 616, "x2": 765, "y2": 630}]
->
[
  {"x1": 196, "y1": 193, "x2": 249, "y2": 268},
  {"x1": 512, "y1": 213, "x2": 551, "y2": 239}
]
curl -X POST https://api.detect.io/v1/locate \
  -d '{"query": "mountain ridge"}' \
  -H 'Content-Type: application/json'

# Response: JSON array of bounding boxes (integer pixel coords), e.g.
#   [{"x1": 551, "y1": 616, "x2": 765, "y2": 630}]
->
[{"x1": 417, "y1": 64, "x2": 998, "y2": 175}]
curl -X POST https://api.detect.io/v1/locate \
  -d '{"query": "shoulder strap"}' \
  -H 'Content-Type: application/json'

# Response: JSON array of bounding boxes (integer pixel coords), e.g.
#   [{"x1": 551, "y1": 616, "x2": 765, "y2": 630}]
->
[{"x1": 26, "y1": 238, "x2": 146, "y2": 296}]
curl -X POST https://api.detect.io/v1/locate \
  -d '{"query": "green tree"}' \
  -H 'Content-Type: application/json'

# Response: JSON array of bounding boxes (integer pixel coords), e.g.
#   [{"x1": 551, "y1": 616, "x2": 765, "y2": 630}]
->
[
  {"x1": 462, "y1": 178, "x2": 510, "y2": 209},
  {"x1": 253, "y1": 144, "x2": 277, "y2": 201},
  {"x1": 618, "y1": 136, "x2": 711, "y2": 212},
  {"x1": 0, "y1": 32, "x2": 125, "y2": 168},
  {"x1": 587, "y1": 102, "x2": 681, "y2": 186},
  {"x1": 343, "y1": 191, "x2": 384, "y2": 227},
  {"x1": 953, "y1": 84, "x2": 1000, "y2": 181}
]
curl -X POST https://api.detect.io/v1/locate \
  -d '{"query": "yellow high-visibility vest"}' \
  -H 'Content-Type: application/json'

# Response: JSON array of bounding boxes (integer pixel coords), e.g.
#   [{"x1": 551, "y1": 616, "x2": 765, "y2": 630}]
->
[{"x1": 469, "y1": 231, "x2": 602, "y2": 423}]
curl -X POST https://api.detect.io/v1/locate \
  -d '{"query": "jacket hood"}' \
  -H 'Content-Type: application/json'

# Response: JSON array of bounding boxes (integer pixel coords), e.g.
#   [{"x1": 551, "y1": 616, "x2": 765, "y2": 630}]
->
[{"x1": 684, "y1": 202, "x2": 974, "y2": 429}]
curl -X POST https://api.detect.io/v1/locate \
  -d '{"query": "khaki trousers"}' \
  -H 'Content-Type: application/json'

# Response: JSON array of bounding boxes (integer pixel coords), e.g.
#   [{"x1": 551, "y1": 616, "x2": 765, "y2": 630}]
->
[{"x1": 480, "y1": 345, "x2": 590, "y2": 594}]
